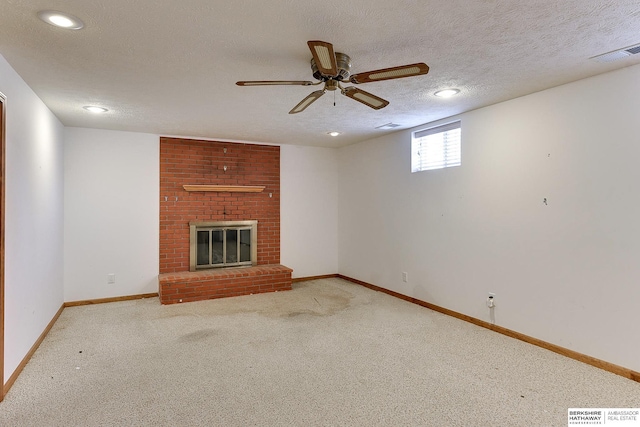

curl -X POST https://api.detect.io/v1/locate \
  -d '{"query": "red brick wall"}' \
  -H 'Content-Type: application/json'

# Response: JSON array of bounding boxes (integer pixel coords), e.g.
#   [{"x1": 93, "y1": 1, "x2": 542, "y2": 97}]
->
[{"x1": 159, "y1": 137, "x2": 280, "y2": 273}]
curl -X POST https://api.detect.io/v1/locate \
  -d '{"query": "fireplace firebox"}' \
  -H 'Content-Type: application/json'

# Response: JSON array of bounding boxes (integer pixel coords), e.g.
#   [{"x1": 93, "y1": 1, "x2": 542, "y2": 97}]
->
[{"x1": 189, "y1": 220, "x2": 257, "y2": 271}]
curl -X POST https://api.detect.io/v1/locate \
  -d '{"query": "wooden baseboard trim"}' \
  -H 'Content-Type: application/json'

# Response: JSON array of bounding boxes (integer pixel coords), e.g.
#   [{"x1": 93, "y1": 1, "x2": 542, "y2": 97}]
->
[
  {"x1": 338, "y1": 274, "x2": 640, "y2": 383},
  {"x1": 3, "y1": 303, "x2": 65, "y2": 396},
  {"x1": 292, "y1": 274, "x2": 339, "y2": 283},
  {"x1": 64, "y1": 293, "x2": 159, "y2": 307}
]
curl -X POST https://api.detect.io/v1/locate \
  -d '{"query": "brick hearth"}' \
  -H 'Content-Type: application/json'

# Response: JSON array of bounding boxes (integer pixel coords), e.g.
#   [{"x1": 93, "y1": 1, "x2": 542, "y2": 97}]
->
[{"x1": 158, "y1": 265, "x2": 292, "y2": 304}]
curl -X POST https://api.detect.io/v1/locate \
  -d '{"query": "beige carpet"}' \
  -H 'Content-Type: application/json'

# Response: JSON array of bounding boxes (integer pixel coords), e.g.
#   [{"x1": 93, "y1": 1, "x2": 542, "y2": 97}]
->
[{"x1": 1, "y1": 278, "x2": 638, "y2": 426}]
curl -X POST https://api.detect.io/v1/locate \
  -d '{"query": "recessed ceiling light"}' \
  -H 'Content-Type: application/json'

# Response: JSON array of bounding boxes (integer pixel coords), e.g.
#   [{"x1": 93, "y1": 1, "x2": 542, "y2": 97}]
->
[
  {"x1": 83, "y1": 106, "x2": 108, "y2": 113},
  {"x1": 327, "y1": 131, "x2": 341, "y2": 137},
  {"x1": 434, "y1": 89, "x2": 460, "y2": 98},
  {"x1": 38, "y1": 10, "x2": 84, "y2": 30}
]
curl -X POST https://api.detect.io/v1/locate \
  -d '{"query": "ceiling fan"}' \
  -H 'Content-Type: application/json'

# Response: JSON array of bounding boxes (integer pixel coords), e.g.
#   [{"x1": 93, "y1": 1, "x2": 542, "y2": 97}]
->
[{"x1": 236, "y1": 40, "x2": 430, "y2": 114}]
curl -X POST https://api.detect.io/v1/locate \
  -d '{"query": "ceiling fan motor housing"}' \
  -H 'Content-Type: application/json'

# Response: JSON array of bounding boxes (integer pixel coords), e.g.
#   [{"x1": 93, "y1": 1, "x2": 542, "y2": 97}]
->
[{"x1": 311, "y1": 52, "x2": 352, "y2": 81}]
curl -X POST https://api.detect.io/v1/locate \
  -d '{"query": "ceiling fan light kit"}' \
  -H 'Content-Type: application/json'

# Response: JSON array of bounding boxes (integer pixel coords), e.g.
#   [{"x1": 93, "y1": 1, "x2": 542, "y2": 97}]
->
[{"x1": 236, "y1": 40, "x2": 430, "y2": 114}]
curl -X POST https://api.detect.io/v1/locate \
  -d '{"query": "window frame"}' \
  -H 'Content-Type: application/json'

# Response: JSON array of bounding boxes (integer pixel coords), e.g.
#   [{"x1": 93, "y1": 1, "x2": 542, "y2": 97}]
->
[{"x1": 411, "y1": 120, "x2": 461, "y2": 173}]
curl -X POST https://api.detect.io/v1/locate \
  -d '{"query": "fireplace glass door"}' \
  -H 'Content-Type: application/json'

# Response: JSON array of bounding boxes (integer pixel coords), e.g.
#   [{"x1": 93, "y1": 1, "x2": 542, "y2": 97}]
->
[{"x1": 190, "y1": 221, "x2": 257, "y2": 271}]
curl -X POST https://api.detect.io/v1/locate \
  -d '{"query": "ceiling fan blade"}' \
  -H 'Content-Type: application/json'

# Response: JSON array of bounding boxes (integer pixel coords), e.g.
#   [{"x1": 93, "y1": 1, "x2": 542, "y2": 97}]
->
[
  {"x1": 289, "y1": 90, "x2": 325, "y2": 114},
  {"x1": 236, "y1": 80, "x2": 314, "y2": 86},
  {"x1": 307, "y1": 40, "x2": 338, "y2": 77},
  {"x1": 342, "y1": 87, "x2": 389, "y2": 110},
  {"x1": 349, "y1": 63, "x2": 429, "y2": 84}
]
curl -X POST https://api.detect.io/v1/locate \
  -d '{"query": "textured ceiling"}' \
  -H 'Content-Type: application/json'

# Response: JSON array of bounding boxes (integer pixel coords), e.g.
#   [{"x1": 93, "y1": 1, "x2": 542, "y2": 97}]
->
[{"x1": 1, "y1": 0, "x2": 639, "y2": 147}]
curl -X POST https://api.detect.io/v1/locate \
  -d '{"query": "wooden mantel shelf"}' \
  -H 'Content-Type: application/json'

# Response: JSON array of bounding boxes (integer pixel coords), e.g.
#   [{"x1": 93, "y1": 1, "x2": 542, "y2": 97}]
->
[{"x1": 182, "y1": 185, "x2": 265, "y2": 193}]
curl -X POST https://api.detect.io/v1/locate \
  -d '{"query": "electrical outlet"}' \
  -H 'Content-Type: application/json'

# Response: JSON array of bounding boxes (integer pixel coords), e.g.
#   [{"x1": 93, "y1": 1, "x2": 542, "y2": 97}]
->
[
  {"x1": 107, "y1": 274, "x2": 116, "y2": 284},
  {"x1": 402, "y1": 272, "x2": 408, "y2": 283}
]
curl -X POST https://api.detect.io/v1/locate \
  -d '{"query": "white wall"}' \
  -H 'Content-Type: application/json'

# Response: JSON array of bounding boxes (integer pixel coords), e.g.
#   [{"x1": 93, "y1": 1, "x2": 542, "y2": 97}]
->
[
  {"x1": 64, "y1": 128, "x2": 159, "y2": 302},
  {"x1": 0, "y1": 55, "x2": 65, "y2": 382},
  {"x1": 338, "y1": 64, "x2": 640, "y2": 372},
  {"x1": 281, "y1": 145, "x2": 338, "y2": 278},
  {"x1": 63, "y1": 134, "x2": 338, "y2": 298}
]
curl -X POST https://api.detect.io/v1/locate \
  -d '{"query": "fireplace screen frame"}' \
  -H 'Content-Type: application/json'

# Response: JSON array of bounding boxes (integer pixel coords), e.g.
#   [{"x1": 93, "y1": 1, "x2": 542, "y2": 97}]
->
[{"x1": 189, "y1": 220, "x2": 258, "y2": 271}]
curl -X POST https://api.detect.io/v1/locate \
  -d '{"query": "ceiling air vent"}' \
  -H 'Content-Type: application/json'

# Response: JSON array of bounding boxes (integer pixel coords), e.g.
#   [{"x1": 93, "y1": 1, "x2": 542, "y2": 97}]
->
[
  {"x1": 591, "y1": 43, "x2": 640, "y2": 63},
  {"x1": 375, "y1": 122, "x2": 401, "y2": 130},
  {"x1": 625, "y1": 45, "x2": 640, "y2": 55}
]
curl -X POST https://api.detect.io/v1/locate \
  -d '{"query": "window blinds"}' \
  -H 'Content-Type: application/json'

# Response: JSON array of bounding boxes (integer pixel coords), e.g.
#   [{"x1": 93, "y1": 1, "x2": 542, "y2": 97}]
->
[{"x1": 411, "y1": 121, "x2": 461, "y2": 172}]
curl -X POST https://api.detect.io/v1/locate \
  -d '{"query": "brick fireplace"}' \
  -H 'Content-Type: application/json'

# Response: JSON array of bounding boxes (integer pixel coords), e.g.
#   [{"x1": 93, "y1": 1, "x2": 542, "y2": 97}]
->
[{"x1": 158, "y1": 137, "x2": 292, "y2": 304}]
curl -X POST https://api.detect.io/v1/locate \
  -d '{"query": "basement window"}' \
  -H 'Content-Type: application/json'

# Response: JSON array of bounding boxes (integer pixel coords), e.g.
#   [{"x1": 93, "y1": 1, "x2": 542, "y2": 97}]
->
[{"x1": 411, "y1": 121, "x2": 461, "y2": 172}]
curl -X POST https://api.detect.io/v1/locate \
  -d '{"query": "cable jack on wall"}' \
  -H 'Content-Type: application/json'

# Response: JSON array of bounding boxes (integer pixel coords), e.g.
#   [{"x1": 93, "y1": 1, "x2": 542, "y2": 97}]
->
[{"x1": 487, "y1": 293, "x2": 496, "y2": 325}]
